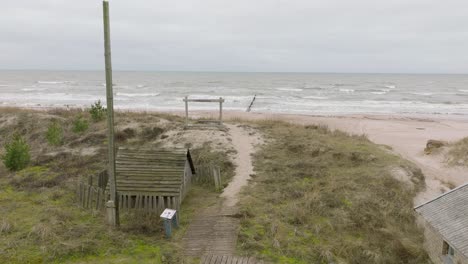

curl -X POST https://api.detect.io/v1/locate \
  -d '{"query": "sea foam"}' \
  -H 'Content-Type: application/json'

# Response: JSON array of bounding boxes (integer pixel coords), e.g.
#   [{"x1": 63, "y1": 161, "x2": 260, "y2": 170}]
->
[
  {"x1": 37, "y1": 81, "x2": 73, "y2": 84},
  {"x1": 116, "y1": 92, "x2": 160, "y2": 97},
  {"x1": 339, "y1": 88, "x2": 354, "y2": 93},
  {"x1": 304, "y1": 96, "x2": 328, "y2": 100},
  {"x1": 275, "y1": 88, "x2": 303, "y2": 92}
]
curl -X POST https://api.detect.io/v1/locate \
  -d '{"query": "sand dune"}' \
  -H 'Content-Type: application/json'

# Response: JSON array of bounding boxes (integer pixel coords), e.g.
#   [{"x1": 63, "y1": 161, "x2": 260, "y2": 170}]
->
[{"x1": 184, "y1": 110, "x2": 468, "y2": 205}]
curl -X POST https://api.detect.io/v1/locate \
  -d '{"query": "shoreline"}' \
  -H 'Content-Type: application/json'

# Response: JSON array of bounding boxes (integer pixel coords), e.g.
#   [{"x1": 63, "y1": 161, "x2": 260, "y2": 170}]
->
[
  {"x1": 2, "y1": 105, "x2": 468, "y2": 204},
  {"x1": 3, "y1": 104, "x2": 468, "y2": 122}
]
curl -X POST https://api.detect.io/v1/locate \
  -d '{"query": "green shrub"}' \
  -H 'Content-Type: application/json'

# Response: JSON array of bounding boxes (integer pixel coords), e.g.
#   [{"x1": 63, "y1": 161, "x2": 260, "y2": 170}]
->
[
  {"x1": 46, "y1": 121, "x2": 63, "y2": 146},
  {"x1": 89, "y1": 100, "x2": 106, "y2": 122},
  {"x1": 72, "y1": 116, "x2": 89, "y2": 134},
  {"x1": 2, "y1": 135, "x2": 30, "y2": 171}
]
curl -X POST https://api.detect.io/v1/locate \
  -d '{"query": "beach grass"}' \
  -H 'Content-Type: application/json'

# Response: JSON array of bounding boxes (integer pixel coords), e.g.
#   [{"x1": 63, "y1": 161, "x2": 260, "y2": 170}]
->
[
  {"x1": 446, "y1": 137, "x2": 468, "y2": 167},
  {"x1": 0, "y1": 107, "x2": 233, "y2": 263},
  {"x1": 237, "y1": 120, "x2": 428, "y2": 263},
  {"x1": 0, "y1": 107, "x2": 431, "y2": 263}
]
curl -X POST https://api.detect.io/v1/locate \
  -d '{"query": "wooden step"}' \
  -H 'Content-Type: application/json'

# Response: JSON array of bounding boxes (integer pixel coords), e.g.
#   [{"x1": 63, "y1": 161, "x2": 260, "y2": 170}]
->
[{"x1": 200, "y1": 255, "x2": 266, "y2": 264}]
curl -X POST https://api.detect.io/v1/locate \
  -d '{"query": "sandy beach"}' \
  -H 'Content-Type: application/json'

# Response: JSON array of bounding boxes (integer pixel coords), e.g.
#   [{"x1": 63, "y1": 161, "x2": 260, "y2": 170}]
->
[{"x1": 179, "y1": 110, "x2": 468, "y2": 205}]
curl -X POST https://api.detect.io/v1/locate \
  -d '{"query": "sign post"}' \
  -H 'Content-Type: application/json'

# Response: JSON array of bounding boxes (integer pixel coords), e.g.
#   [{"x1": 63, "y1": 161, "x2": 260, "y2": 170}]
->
[
  {"x1": 103, "y1": 0, "x2": 119, "y2": 227},
  {"x1": 160, "y1": 209, "x2": 178, "y2": 238}
]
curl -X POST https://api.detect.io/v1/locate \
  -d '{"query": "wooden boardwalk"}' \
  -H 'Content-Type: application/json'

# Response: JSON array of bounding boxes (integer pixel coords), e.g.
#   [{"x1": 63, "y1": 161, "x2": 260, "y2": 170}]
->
[
  {"x1": 200, "y1": 255, "x2": 265, "y2": 264},
  {"x1": 183, "y1": 204, "x2": 240, "y2": 256}
]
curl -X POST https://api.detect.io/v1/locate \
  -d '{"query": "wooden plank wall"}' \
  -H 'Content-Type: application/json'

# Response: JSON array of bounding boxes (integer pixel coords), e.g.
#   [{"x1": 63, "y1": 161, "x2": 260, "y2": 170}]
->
[
  {"x1": 193, "y1": 165, "x2": 222, "y2": 189},
  {"x1": 182, "y1": 160, "x2": 192, "y2": 200}
]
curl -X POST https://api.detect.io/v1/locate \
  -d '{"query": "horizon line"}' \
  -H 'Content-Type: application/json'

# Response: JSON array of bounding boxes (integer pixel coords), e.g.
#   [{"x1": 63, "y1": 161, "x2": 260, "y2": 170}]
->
[{"x1": 0, "y1": 68, "x2": 467, "y2": 75}]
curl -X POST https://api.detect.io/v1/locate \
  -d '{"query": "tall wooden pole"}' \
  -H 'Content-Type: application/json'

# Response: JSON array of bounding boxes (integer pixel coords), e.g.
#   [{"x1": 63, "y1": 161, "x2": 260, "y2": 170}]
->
[{"x1": 103, "y1": 0, "x2": 119, "y2": 227}]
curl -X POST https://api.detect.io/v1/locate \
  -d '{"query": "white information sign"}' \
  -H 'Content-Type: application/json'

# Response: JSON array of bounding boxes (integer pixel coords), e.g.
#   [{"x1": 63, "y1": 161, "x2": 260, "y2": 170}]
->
[{"x1": 160, "y1": 209, "x2": 177, "y2": 220}]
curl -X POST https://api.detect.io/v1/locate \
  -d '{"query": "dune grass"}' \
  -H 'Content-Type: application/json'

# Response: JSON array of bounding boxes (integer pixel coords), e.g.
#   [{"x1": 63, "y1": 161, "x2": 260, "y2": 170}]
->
[
  {"x1": 0, "y1": 108, "x2": 233, "y2": 263},
  {"x1": 237, "y1": 121, "x2": 428, "y2": 263},
  {"x1": 446, "y1": 137, "x2": 468, "y2": 167}
]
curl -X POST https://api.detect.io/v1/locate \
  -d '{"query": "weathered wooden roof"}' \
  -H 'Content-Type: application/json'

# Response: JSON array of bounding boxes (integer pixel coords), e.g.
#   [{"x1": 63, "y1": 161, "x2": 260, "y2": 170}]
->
[
  {"x1": 112, "y1": 147, "x2": 194, "y2": 197},
  {"x1": 415, "y1": 183, "x2": 468, "y2": 257}
]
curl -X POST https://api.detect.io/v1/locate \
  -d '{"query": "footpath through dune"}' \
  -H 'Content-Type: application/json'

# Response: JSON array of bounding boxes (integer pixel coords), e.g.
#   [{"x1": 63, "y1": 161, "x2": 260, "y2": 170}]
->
[
  {"x1": 220, "y1": 124, "x2": 263, "y2": 206},
  {"x1": 182, "y1": 123, "x2": 262, "y2": 257}
]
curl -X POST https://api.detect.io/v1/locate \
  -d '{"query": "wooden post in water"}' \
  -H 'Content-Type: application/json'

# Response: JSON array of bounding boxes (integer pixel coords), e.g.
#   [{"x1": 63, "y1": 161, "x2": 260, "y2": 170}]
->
[
  {"x1": 103, "y1": 0, "x2": 119, "y2": 227},
  {"x1": 184, "y1": 96, "x2": 189, "y2": 126},
  {"x1": 219, "y1": 97, "x2": 223, "y2": 125}
]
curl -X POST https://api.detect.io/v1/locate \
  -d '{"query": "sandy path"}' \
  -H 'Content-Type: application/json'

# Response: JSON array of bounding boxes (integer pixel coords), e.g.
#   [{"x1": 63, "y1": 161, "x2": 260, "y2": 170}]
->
[{"x1": 220, "y1": 124, "x2": 262, "y2": 206}]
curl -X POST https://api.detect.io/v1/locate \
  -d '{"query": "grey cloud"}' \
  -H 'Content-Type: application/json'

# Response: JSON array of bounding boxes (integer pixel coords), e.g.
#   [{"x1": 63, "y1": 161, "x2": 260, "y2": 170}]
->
[{"x1": 1, "y1": 0, "x2": 468, "y2": 73}]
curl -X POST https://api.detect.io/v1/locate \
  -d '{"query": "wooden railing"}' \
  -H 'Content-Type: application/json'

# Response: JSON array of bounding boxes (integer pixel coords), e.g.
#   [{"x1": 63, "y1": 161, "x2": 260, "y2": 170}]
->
[{"x1": 183, "y1": 96, "x2": 225, "y2": 127}]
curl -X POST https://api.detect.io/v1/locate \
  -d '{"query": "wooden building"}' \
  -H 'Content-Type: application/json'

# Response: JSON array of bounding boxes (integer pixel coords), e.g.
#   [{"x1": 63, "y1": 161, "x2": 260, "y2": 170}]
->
[
  {"x1": 415, "y1": 183, "x2": 468, "y2": 264},
  {"x1": 109, "y1": 147, "x2": 195, "y2": 213}
]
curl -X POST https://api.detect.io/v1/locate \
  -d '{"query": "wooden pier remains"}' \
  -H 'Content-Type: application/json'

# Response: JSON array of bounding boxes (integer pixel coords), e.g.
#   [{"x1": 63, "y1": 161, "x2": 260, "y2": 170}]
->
[{"x1": 246, "y1": 94, "x2": 256, "y2": 112}]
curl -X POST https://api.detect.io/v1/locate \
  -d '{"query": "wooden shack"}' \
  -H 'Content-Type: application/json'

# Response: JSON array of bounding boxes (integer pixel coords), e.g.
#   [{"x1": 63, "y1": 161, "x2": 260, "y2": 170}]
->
[{"x1": 110, "y1": 147, "x2": 195, "y2": 213}]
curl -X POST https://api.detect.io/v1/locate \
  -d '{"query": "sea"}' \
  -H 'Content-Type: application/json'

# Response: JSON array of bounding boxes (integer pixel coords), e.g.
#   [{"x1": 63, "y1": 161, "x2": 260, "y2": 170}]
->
[{"x1": 1, "y1": 70, "x2": 468, "y2": 116}]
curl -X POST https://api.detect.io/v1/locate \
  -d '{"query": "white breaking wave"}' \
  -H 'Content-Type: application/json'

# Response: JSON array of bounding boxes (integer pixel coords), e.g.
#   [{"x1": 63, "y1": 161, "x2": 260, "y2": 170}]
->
[
  {"x1": 411, "y1": 92, "x2": 433, "y2": 96},
  {"x1": 116, "y1": 92, "x2": 160, "y2": 97},
  {"x1": 458, "y1": 89, "x2": 468, "y2": 93},
  {"x1": 371, "y1": 91, "x2": 387, "y2": 95},
  {"x1": 384, "y1": 85, "x2": 396, "y2": 89},
  {"x1": 304, "y1": 96, "x2": 329, "y2": 100},
  {"x1": 22, "y1": 88, "x2": 47, "y2": 91},
  {"x1": 37, "y1": 81, "x2": 73, "y2": 84},
  {"x1": 275, "y1": 88, "x2": 303, "y2": 92},
  {"x1": 339, "y1": 88, "x2": 354, "y2": 93}
]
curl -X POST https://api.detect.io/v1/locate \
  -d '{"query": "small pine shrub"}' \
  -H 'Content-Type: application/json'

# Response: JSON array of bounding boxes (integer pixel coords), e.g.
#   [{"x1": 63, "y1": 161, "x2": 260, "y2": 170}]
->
[
  {"x1": 89, "y1": 100, "x2": 106, "y2": 122},
  {"x1": 46, "y1": 121, "x2": 63, "y2": 146},
  {"x1": 72, "y1": 116, "x2": 89, "y2": 134},
  {"x1": 2, "y1": 135, "x2": 30, "y2": 171}
]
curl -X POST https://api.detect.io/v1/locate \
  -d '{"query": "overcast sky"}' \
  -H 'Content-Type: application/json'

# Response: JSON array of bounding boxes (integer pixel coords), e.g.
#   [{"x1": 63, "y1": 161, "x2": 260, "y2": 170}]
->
[{"x1": 1, "y1": 0, "x2": 468, "y2": 73}]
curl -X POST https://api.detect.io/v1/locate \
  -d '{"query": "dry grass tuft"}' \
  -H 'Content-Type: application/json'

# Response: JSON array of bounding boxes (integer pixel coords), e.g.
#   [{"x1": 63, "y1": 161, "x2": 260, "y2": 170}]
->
[
  {"x1": 0, "y1": 218, "x2": 13, "y2": 234},
  {"x1": 446, "y1": 137, "x2": 468, "y2": 166},
  {"x1": 140, "y1": 126, "x2": 165, "y2": 141},
  {"x1": 30, "y1": 223, "x2": 56, "y2": 241},
  {"x1": 116, "y1": 127, "x2": 137, "y2": 142}
]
